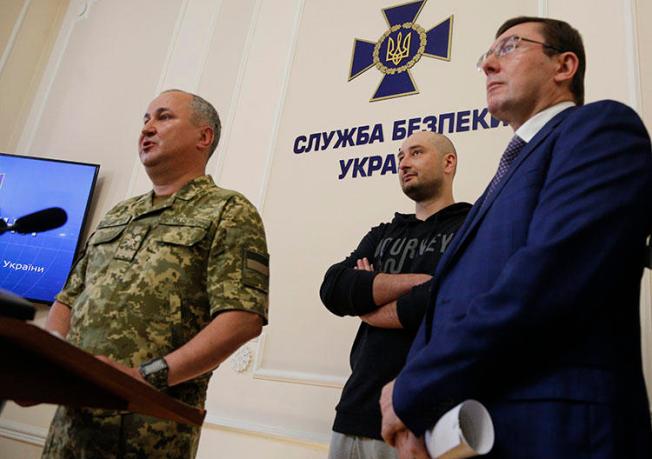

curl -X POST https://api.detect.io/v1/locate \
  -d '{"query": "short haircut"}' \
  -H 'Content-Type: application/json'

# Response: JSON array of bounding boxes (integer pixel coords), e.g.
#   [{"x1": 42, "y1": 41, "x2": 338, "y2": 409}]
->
[
  {"x1": 410, "y1": 131, "x2": 458, "y2": 176},
  {"x1": 428, "y1": 132, "x2": 458, "y2": 177},
  {"x1": 428, "y1": 132, "x2": 456, "y2": 157},
  {"x1": 162, "y1": 89, "x2": 222, "y2": 157},
  {"x1": 496, "y1": 17, "x2": 586, "y2": 105}
]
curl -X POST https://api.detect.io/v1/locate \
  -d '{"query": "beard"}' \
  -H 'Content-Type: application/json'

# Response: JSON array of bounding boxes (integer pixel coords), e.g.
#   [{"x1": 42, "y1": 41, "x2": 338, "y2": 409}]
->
[{"x1": 401, "y1": 176, "x2": 443, "y2": 202}]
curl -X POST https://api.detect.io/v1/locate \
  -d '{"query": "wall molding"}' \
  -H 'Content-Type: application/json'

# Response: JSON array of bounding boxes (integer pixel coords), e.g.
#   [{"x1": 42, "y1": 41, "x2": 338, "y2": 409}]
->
[
  {"x1": 252, "y1": 333, "x2": 346, "y2": 388},
  {"x1": 156, "y1": 0, "x2": 222, "y2": 93},
  {"x1": 624, "y1": 0, "x2": 642, "y2": 112},
  {"x1": 0, "y1": 415, "x2": 329, "y2": 450},
  {"x1": 0, "y1": 419, "x2": 47, "y2": 447},
  {"x1": 193, "y1": 0, "x2": 223, "y2": 94},
  {"x1": 15, "y1": 0, "x2": 94, "y2": 155},
  {"x1": 0, "y1": 0, "x2": 31, "y2": 78},
  {"x1": 211, "y1": 0, "x2": 263, "y2": 186},
  {"x1": 204, "y1": 413, "x2": 328, "y2": 449},
  {"x1": 75, "y1": 0, "x2": 101, "y2": 19},
  {"x1": 537, "y1": 0, "x2": 549, "y2": 17},
  {"x1": 152, "y1": 0, "x2": 190, "y2": 95},
  {"x1": 252, "y1": 366, "x2": 346, "y2": 389},
  {"x1": 256, "y1": 0, "x2": 306, "y2": 210}
]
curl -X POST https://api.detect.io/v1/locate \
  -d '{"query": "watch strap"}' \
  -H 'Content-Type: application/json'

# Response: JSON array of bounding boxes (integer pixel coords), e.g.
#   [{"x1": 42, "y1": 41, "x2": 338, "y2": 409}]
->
[{"x1": 139, "y1": 357, "x2": 169, "y2": 390}]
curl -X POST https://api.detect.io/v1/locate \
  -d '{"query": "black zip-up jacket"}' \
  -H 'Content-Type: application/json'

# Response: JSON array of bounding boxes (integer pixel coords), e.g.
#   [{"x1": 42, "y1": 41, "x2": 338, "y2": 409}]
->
[{"x1": 320, "y1": 202, "x2": 471, "y2": 439}]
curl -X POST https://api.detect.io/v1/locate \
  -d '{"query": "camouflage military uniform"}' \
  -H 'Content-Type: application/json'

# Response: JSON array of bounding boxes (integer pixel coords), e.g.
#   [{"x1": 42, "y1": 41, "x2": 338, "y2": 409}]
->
[{"x1": 42, "y1": 175, "x2": 269, "y2": 458}]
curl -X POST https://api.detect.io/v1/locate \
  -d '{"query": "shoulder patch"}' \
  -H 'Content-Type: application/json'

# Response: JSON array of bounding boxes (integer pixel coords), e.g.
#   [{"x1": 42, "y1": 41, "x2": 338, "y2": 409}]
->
[
  {"x1": 244, "y1": 250, "x2": 269, "y2": 277},
  {"x1": 241, "y1": 249, "x2": 269, "y2": 294}
]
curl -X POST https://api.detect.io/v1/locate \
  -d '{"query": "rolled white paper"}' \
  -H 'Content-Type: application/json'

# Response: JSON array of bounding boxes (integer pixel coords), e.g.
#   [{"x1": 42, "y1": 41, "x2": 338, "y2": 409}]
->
[{"x1": 424, "y1": 400, "x2": 494, "y2": 459}]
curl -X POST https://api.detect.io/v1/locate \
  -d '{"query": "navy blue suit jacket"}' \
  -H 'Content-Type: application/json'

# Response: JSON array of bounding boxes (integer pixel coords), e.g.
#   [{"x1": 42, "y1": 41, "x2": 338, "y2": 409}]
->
[{"x1": 393, "y1": 100, "x2": 652, "y2": 458}]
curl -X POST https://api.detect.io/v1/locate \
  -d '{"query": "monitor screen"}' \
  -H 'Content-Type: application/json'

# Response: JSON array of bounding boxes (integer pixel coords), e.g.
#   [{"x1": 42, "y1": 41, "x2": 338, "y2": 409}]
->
[{"x1": 0, "y1": 153, "x2": 99, "y2": 304}]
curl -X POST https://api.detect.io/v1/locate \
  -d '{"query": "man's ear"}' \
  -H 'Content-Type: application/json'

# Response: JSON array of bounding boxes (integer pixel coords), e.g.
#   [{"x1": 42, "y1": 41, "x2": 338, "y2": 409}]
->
[
  {"x1": 197, "y1": 126, "x2": 214, "y2": 151},
  {"x1": 553, "y1": 51, "x2": 579, "y2": 86},
  {"x1": 443, "y1": 153, "x2": 457, "y2": 175}
]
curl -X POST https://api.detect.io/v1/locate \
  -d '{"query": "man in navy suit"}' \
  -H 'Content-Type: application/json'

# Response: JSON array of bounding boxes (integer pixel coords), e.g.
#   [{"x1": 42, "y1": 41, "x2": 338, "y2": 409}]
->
[{"x1": 380, "y1": 16, "x2": 652, "y2": 459}]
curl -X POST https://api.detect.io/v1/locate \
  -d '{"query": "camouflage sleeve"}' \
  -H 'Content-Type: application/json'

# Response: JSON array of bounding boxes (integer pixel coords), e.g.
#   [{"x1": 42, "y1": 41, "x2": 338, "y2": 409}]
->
[
  {"x1": 55, "y1": 240, "x2": 90, "y2": 307},
  {"x1": 207, "y1": 194, "x2": 269, "y2": 324}
]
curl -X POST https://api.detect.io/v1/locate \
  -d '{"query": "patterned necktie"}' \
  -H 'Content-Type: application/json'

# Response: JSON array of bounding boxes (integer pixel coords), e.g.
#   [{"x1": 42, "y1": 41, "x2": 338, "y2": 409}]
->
[{"x1": 484, "y1": 135, "x2": 527, "y2": 199}]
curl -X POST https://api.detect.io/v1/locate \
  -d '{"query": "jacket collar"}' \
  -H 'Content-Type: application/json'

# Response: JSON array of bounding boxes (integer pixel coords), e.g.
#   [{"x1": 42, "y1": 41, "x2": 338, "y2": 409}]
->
[
  {"x1": 435, "y1": 106, "x2": 577, "y2": 278},
  {"x1": 131, "y1": 175, "x2": 215, "y2": 219}
]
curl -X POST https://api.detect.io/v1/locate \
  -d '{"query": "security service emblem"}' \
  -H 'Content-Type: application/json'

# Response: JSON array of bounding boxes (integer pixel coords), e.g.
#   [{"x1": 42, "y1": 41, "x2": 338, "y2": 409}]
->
[{"x1": 348, "y1": 0, "x2": 453, "y2": 102}]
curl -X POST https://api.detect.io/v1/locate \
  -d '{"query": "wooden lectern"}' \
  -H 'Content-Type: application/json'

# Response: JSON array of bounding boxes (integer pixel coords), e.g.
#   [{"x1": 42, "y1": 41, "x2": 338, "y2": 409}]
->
[{"x1": 0, "y1": 317, "x2": 205, "y2": 426}]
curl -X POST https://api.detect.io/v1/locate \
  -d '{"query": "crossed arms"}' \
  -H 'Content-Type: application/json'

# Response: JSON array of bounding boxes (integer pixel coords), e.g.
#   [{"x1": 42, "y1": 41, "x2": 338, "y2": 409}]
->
[
  {"x1": 319, "y1": 225, "x2": 433, "y2": 330},
  {"x1": 355, "y1": 257, "x2": 431, "y2": 329}
]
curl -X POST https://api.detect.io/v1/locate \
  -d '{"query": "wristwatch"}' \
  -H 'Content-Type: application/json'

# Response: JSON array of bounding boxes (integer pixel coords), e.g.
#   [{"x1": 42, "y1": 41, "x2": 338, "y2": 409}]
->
[{"x1": 138, "y1": 357, "x2": 169, "y2": 390}]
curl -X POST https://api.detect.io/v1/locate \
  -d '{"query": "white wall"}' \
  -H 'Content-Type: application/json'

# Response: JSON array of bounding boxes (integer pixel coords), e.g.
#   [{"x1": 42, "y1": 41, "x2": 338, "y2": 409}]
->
[
  {"x1": 1, "y1": 0, "x2": 651, "y2": 457},
  {"x1": 0, "y1": 0, "x2": 68, "y2": 153}
]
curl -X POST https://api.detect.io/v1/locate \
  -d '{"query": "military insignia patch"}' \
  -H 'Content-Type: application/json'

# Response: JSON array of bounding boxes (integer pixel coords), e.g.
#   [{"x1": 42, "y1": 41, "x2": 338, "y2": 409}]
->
[
  {"x1": 348, "y1": 0, "x2": 453, "y2": 102},
  {"x1": 242, "y1": 249, "x2": 270, "y2": 293},
  {"x1": 245, "y1": 250, "x2": 269, "y2": 277}
]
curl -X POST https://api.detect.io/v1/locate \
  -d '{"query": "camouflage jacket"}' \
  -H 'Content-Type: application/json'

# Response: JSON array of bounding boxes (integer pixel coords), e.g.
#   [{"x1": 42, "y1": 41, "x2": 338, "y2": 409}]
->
[{"x1": 57, "y1": 175, "x2": 269, "y2": 408}]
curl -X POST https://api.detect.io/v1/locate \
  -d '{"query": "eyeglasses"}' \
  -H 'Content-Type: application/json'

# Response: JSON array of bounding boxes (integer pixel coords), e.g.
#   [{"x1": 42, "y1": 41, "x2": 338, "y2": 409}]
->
[{"x1": 476, "y1": 35, "x2": 562, "y2": 70}]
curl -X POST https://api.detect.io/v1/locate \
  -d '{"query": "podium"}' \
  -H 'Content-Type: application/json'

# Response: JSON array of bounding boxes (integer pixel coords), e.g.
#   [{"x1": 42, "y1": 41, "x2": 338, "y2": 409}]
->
[{"x1": 0, "y1": 317, "x2": 205, "y2": 426}]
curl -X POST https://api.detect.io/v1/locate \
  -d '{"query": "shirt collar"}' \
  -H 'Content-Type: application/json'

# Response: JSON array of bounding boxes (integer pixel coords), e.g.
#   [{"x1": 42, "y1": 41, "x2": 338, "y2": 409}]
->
[
  {"x1": 131, "y1": 175, "x2": 215, "y2": 218},
  {"x1": 516, "y1": 101, "x2": 576, "y2": 142},
  {"x1": 172, "y1": 175, "x2": 215, "y2": 202}
]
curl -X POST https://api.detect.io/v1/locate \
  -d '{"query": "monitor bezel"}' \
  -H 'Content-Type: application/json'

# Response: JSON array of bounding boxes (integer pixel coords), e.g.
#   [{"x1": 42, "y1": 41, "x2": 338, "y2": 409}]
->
[{"x1": 0, "y1": 152, "x2": 100, "y2": 305}]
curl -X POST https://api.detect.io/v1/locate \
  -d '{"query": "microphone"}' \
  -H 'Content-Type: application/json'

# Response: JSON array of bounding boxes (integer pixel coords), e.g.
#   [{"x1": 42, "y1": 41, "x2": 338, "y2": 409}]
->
[{"x1": 0, "y1": 207, "x2": 68, "y2": 235}]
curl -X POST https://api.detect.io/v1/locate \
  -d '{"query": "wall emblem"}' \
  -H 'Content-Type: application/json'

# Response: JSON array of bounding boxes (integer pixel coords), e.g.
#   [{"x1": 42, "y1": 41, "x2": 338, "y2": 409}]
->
[{"x1": 348, "y1": 0, "x2": 453, "y2": 102}]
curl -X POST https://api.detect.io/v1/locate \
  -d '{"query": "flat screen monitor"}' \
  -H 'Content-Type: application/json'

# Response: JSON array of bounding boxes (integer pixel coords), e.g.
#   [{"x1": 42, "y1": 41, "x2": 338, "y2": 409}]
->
[{"x1": 0, "y1": 153, "x2": 99, "y2": 304}]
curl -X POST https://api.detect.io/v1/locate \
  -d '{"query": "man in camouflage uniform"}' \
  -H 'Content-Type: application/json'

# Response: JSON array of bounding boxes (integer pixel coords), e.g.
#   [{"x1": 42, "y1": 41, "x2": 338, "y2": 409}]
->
[{"x1": 42, "y1": 89, "x2": 269, "y2": 458}]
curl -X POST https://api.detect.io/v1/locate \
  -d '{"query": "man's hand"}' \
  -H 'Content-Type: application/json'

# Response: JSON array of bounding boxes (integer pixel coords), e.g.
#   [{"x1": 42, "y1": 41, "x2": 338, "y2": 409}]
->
[
  {"x1": 95, "y1": 355, "x2": 148, "y2": 385},
  {"x1": 381, "y1": 380, "x2": 431, "y2": 458},
  {"x1": 45, "y1": 301, "x2": 72, "y2": 338},
  {"x1": 380, "y1": 380, "x2": 407, "y2": 446},
  {"x1": 395, "y1": 430, "x2": 430, "y2": 459},
  {"x1": 355, "y1": 257, "x2": 374, "y2": 271}
]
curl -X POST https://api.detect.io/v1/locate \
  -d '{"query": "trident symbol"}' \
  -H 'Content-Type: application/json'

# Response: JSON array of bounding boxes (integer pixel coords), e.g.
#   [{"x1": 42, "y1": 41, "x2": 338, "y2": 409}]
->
[{"x1": 386, "y1": 31, "x2": 412, "y2": 65}]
